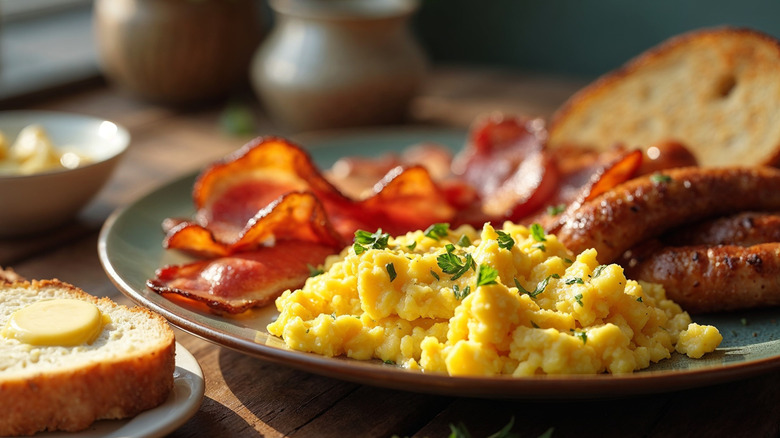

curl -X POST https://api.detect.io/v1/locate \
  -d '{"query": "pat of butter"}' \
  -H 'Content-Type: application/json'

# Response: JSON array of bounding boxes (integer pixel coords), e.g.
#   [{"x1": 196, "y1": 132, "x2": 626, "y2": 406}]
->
[{"x1": 2, "y1": 299, "x2": 106, "y2": 346}]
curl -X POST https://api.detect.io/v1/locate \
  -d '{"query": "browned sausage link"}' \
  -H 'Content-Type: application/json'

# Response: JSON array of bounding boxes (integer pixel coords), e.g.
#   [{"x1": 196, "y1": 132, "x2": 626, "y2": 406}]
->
[
  {"x1": 661, "y1": 211, "x2": 780, "y2": 247},
  {"x1": 624, "y1": 243, "x2": 780, "y2": 313},
  {"x1": 553, "y1": 167, "x2": 780, "y2": 264}
]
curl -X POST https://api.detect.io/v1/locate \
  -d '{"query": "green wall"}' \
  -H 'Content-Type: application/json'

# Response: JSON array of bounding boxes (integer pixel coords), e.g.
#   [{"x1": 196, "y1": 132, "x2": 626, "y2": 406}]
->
[{"x1": 413, "y1": 0, "x2": 780, "y2": 79}]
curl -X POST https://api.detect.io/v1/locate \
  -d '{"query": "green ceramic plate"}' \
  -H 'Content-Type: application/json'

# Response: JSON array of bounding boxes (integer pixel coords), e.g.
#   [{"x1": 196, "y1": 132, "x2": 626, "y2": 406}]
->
[{"x1": 98, "y1": 128, "x2": 780, "y2": 399}]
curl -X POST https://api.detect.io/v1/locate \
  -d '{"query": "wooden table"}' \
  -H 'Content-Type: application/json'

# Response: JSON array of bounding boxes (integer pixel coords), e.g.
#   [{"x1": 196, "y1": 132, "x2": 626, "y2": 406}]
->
[{"x1": 2, "y1": 68, "x2": 779, "y2": 438}]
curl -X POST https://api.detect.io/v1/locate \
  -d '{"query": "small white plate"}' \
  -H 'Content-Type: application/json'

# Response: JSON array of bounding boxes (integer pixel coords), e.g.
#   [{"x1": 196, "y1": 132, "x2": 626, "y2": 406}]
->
[{"x1": 29, "y1": 342, "x2": 205, "y2": 438}]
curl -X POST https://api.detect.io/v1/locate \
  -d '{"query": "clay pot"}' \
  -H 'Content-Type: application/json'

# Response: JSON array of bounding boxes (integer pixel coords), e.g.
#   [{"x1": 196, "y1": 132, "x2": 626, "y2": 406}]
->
[
  {"x1": 94, "y1": 0, "x2": 264, "y2": 104},
  {"x1": 251, "y1": 0, "x2": 427, "y2": 132}
]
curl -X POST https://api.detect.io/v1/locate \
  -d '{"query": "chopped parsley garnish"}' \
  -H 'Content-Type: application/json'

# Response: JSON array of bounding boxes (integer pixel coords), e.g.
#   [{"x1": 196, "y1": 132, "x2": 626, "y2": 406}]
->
[
  {"x1": 476, "y1": 264, "x2": 498, "y2": 286},
  {"x1": 406, "y1": 241, "x2": 417, "y2": 251},
  {"x1": 437, "y1": 244, "x2": 475, "y2": 280},
  {"x1": 591, "y1": 265, "x2": 607, "y2": 278},
  {"x1": 547, "y1": 203, "x2": 566, "y2": 216},
  {"x1": 650, "y1": 173, "x2": 673, "y2": 183},
  {"x1": 514, "y1": 275, "x2": 556, "y2": 299},
  {"x1": 495, "y1": 230, "x2": 515, "y2": 250},
  {"x1": 307, "y1": 263, "x2": 324, "y2": 277},
  {"x1": 424, "y1": 223, "x2": 449, "y2": 240},
  {"x1": 533, "y1": 243, "x2": 546, "y2": 252},
  {"x1": 636, "y1": 296, "x2": 643, "y2": 303},
  {"x1": 386, "y1": 263, "x2": 397, "y2": 282},
  {"x1": 574, "y1": 293, "x2": 584, "y2": 306},
  {"x1": 564, "y1": 277, "x2": 584, "y2": 285},
  {"x1": 430, "y1": 270, "x2": 440, "y2": 281},
  {"x1": 571, "y1": 330, "x2": 588, "y2": 344},
  {"x1": 530, "y1": 223, "x2": 547, "y2": 242},
  {"x1": 564, "y1": 258, "x2": 573, "y2": 264},
  {"x1": 448, "y1": 416, "x2": 519, "y2": 438},
  {"x1": 456, "y1": 234, "x2": 472, "y2": 247},
  {"x1": 453, "y1": 284, "x2": 471, "y2": 300},
  {"x1": 353, "y1": 229, "x2": 389, "y2": 254}
]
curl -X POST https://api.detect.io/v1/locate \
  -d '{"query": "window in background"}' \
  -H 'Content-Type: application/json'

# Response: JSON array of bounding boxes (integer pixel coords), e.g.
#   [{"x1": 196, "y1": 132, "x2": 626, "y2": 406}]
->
[{"x1": 0, "y1": 0, "x2": 98, "y2": 102}]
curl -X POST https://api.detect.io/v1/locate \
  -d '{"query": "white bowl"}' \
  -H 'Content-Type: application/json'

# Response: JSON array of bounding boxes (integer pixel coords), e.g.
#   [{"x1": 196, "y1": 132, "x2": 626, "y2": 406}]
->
[{"x1": 0, "y1": 111, "x2": 129, "y2": 237}]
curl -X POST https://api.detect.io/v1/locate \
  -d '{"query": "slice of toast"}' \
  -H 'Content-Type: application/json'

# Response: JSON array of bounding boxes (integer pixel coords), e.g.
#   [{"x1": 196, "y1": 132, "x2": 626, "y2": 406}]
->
[
  {"x1": 548, "y1": 27, "x2": 780, "y2": 167},
  {"x1": 0, "y1": 280, "x2": 175, "y2": 436}
]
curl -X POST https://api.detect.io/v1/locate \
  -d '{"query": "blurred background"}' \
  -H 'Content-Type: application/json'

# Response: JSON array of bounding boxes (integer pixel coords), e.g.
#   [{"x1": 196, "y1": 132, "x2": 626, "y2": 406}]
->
[{"x1": 2, "y1": 0, "x2": 780, "y2": 118}]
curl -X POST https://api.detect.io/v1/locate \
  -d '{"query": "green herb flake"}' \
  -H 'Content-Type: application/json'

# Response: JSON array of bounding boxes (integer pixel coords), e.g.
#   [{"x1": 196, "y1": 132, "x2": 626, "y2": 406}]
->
[
  {"x1": 456, "y1": 234, "x2": 472, "y2": 247},
  {"x1": 437, "y1": 246, "x2": 475, "y2": 281},
  {"x1": 537, "y1": 427, "x2": 555, "y2": 438},
  {"x1": 430, "y1": 270, "x2": 440, "y2": 281},
  {"x1": 564, "y1": 258, "x2": 573, "y2": 264},
  {"x1": 574, "y1": 293, "x2": 584, "y2": 307},
  {"x1": 476, "y1": 264, "x2": 499, "y2": 286},
  {"x1": 383, "y1": 359, "x2": 396, "y2": 365},
  {"x1": 636, "y1": 296, "x2": 643, "y2": 303},
  {"x1": 307, "y1": 263, "x2": 325, "y2": 277},
  {"x1": 353, "y1": 229, "x2": 390, "y2": 254},
  {"x1": 386, "y1": 263, "x2": 397, "y2": 282},
  {"x1": 453, "y1": 285, "x2": 471, "y2": 300},
  {"x1": 424, "y1": 223, "x2": 450, "y2": 240},
  {"x1": 530, "y1": 223, "x2": 547, "y2": 242},
  {"x1": 592, "y1": 265, "x2": 607, "y2": 278},
  {"x1": 547, "y1": 203, "x2": 566, "y2": 216},
  {"x1": 531, "y1": 321, "x2": 540, "y2": 328},
  {"x1": 514, "y1": 275, "x2": 554, "y2": 299},
  {"x1": 571, "y1": 329, "x2": 587, "y2": 344},
  {"x1": 650, "y1": 173, "x2": 673, "y2": 183},
  {"x1": 406, "y1": 241, "x2": 417, "y2": 251},
  {"x1": 495, "y1": 230, "x2": 515, "y2": 250},
  {"x1": 564, "y1": 277, "x2": 584, "y2": 285},
  {"x1": 533, "y1": 243, "x2": 547, "y2": 252}
]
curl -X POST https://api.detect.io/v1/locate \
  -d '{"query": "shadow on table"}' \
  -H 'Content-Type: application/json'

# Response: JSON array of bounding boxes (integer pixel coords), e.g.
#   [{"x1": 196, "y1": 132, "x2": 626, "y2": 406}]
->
[
  {"x1": 169, "y1": 395, "x2": 262, "y2": 438},
  {"x1": 217, "y1": 347, "x2": 454, "y2": 437}
]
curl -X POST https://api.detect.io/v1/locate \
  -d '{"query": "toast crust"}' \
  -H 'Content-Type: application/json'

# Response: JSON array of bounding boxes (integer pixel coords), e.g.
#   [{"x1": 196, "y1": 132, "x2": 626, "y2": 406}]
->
[
  {"x1": 548, "y1": 27, "x2": 780, "y2": 167},
  {"x1": 0, "y1": 280, "x2": 176, "y2": 436}
]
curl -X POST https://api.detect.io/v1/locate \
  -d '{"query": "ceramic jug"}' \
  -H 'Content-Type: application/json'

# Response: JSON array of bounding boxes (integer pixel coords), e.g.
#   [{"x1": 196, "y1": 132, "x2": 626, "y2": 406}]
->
[{"x1": 251, "y1": 0, "x2": 427, "y2": 132}]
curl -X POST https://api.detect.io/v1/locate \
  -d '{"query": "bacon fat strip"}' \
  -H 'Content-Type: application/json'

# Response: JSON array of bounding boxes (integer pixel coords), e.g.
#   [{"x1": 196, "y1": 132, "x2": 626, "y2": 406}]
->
[
  {"x1": 624, "y1": 243, "x2": 780, "y2": 313},
  {"x1": 553, "y1": 166, "x2": 780, "y2": 264}
]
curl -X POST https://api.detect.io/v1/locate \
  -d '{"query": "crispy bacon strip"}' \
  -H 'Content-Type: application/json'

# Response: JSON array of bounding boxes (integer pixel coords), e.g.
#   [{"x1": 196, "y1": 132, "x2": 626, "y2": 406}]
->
[
  {"x1": 148, "y1": 242, "x2": 336, "y2": 314},
  {"x1": 193, "y1": 137, "x2": 352, "y2": 234},
  {"x1": 164, "y1": 192, "x2": 345, "y2": 258},
  {"x1": 451, "y1": 114, "x2": 558, "y2": 223}
]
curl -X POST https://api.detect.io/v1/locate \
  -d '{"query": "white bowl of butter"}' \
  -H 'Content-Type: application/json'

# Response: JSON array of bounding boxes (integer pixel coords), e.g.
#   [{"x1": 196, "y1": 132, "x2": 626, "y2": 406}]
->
[{"x1": 0, "y1": 111, "x2": 129, "y2": 237}]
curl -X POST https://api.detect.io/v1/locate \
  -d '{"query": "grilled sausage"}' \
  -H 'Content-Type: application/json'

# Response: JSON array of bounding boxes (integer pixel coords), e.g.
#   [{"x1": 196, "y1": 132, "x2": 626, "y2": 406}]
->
[
  {"x1": 624, "y1": 243, "x2": 780, "y2": 313},
  {"x1": 662, "y1": 211, "x2": 780, "y2": 247},
  {"x1": 553, "y1": 167, "x2": 780, "y2": 264}
]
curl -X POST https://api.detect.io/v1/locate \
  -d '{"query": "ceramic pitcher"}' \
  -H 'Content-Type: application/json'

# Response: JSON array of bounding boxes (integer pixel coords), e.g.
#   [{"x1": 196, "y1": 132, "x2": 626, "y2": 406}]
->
[{"x1": 251, "y1": 0, "x2": 427, "y2": 132}]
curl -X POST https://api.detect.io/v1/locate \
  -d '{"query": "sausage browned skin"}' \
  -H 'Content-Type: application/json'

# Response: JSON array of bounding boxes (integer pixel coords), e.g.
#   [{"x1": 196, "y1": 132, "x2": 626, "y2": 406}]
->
[
  {"x1": 624, "y1": 243, "x2": 780, "y2": 313},
  {"x1": 661, "y1": 211, "x2": 780, "y2": 247},
  {"x1": 553, "y1": 167, "x2": 780, "y2": 264}
]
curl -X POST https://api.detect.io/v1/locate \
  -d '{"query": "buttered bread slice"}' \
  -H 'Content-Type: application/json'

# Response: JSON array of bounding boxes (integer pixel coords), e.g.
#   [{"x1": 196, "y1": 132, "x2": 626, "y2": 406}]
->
[
  {"x1": 0, "y1": 280, "x2": 175, "y2": 436},
  {"x1": 548, "y1": 27, "x2": 780, "y2": 167}
]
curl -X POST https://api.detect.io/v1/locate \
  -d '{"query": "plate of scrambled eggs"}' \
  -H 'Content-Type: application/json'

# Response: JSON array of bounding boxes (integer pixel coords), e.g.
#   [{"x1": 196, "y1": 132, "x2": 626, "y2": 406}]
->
[{"x1": 99, "y1": 128, "x2": 780, "y2": 398}]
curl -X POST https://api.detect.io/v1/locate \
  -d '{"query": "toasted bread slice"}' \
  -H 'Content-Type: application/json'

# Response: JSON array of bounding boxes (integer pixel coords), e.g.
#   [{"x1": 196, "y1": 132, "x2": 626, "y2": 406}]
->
[
  {"x1": 548, "y1": 27, "x2": 780, "y2": 167},
  {"x1": 0, "y1": 280, "x2": 175, "y2": 436}
]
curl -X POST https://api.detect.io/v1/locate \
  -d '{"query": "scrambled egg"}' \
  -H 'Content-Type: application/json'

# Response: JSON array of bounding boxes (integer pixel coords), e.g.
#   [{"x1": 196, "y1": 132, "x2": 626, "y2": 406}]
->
[{"x1": 267, "y1": 222, "x2": 722, "y2": 376}]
